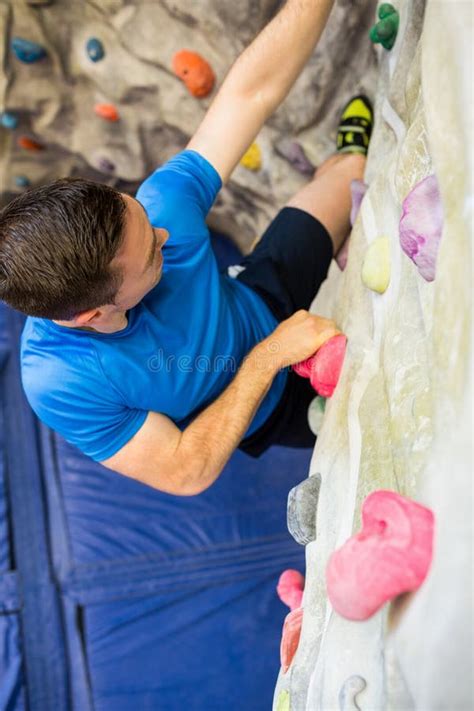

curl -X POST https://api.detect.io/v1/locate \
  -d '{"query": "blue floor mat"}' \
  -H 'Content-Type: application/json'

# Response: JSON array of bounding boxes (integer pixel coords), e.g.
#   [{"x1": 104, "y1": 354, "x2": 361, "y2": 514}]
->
[{"x1": 0, "y1": 232, "x2": 311, "y2": 711}]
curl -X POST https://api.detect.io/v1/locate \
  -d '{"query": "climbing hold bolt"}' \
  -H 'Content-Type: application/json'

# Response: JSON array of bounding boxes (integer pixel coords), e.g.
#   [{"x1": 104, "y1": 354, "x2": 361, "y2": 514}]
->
[
  {"x1": 339, "y1": 675, "x2": 367, "y2": 711},
  {"x1": 172, "y1": 49, "x2": 215, "y2": 98},
  {"x1": 15, "y1": 175, "x2": 31, "y2": 188},
  {"x1": 94, "y1": 103, "x2": 120, "y2": 122},
  {"x1": 369, "y1": 3, "x2": 399, "y2": 50},
  {"x1": 86, "y1": 37, "x2": 105, "y2": 63},
  {"x1": 11, "y1": 37, "x2": 47, "y2": 63},
  {"x1": 281, "y1": 607, "x2": 304, "y2": 674},
  {"x1": 326, "y1": 490, "x2": 435, "y2": 620},
  {"x1": 287, "y1": 474, "x2": 321, "y2": 546},
  {"x1": 277, "y1": 569, "x2": 305, "y2": 611},
  {"x1": 17, "y1": 136, "x2": 44, "y2": 151},
  {"x1": 240, "y1": 142, "x2": 262, "y2": 171},
  {"x1": 0, "y1": 112, "x2": 19, "y2": 129},
  {"x1": 361, "y1": 236, "x2": 390, "y2": 293},
  {"x1": 399, "y1": 174, "x2": 443, "y2": 282}
]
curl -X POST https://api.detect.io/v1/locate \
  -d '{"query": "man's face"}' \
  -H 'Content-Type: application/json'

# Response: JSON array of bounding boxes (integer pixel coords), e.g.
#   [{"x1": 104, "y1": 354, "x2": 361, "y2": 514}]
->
[{"x1": 112, "y1": 193, "x2": 169, "y2": 312}]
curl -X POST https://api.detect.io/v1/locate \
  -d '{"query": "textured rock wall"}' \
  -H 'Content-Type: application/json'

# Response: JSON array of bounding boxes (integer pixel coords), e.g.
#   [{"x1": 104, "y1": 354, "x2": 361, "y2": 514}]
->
[
  {"x1": 0, "y1": 0, "x2": 377, "y2": 251},
  {"x1": 274, "y1": 1, "x2": 473, "y2": 709}
]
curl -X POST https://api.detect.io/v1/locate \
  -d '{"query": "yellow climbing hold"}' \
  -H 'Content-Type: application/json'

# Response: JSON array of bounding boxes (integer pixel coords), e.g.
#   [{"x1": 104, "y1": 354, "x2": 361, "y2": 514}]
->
[
  {"x1": 240, "y1": 142, "x2": 262, "y2": 171},
  {"x1": 361, "y1": 236, "x2": 391, "y2": 293},
  {"x1": 276, "y1": 689, "x2": 290, "y2": 711}
]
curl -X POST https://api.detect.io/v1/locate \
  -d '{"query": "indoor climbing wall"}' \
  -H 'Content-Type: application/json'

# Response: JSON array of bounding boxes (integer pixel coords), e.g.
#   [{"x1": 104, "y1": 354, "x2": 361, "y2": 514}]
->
[
  {"x1": 0, "y1": 0, "x2": 378, "y2": 251},
  {"x1": 274, "y1": 1, "x2": 473, "y2": 709}
]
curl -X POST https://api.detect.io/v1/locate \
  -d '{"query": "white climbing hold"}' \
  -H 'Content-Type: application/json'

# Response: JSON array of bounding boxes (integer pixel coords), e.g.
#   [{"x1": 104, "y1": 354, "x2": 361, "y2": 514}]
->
[{"x1": 307, "y1": 396, "x2": 326, "y2": 435}]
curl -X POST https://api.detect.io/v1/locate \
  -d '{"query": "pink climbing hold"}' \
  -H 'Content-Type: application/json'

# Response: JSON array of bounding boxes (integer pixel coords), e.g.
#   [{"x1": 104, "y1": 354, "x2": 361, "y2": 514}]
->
[
  {"x1": 280, "y1": 607, "x2": 304, "y2": 673},
  {"x1": 326, "y1": 490, "x2": 435, "y2": 621},
  {"x1": 294, "y1": 334, "x2": 347, "y2": 398},
  {"x1": 277, "y1": 569, "x2": 305, "y2": 610},
  {"x1": 399, "y1": 174, "x2": 443, "y2": 282}
]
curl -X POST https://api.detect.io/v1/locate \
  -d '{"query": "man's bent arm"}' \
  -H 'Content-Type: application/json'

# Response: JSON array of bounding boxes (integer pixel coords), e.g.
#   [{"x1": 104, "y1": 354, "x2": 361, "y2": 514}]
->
[
  {"x1": 187, "y1": 0, "x2": 335, "y2": 182},
  {"x1": 101, "y1": 312, "x2": 340, "y2": 495}
]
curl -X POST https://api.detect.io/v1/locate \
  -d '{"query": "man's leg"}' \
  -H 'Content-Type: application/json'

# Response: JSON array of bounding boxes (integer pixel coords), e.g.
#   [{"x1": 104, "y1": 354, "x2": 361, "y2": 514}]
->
[{"x1": 285, "y1": 152, "x2": 366, "y2": 256}]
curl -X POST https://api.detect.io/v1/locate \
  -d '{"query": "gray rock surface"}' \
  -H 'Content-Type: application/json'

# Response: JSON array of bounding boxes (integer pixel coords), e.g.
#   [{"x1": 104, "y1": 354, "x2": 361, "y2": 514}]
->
[{"x1": 0, "y1": 0, "x2": 377, "y2": 251}]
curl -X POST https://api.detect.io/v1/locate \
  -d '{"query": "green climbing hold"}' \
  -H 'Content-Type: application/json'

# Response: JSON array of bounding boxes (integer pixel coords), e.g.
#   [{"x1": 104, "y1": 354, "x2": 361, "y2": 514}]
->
[
  {"x1": 276, "y1": 689, "x2": 290, "y2": 711},
  {"x1": 369, "y1": 3, "x2": 399, "y2": 50}
]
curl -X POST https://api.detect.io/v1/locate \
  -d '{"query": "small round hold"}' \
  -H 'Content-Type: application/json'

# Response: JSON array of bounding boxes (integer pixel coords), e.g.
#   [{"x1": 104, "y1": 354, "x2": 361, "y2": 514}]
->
[
  {"x1": 240, "y1": 142, "x2": 262, "y2": 171},
  {"x1": 11, "y1": 37, "x2": 47, "y2": 63},
  {"x1": 15, "y1": 175, "x2": 31, "y2": 188},
  {"x1": 97, "y1": 157, "x2": 116, "y2": 173},
  {"x1": 17, "y1": 135, "x2": 45, "y2": 151},
  {"x1": 86, "y1": 37, "x2": 105, "y2": 63},
  {"x1": 94, "y1": 103, "x2": 120, "y2": 122},
  {"x1": 0, "y1": 112, "x2": 19, "y2": 130}
]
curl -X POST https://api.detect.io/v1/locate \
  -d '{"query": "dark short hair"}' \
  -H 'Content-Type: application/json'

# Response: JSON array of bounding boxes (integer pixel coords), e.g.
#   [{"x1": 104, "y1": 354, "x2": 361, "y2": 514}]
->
[{"x1": 0, "y1": 178, "x2": 127, "y2": 319}]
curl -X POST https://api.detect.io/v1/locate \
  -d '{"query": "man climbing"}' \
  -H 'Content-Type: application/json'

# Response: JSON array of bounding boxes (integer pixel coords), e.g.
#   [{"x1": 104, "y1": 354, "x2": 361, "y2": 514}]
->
[{"x1": 0, "y1": 0, "x2": 372, "y2": 495}]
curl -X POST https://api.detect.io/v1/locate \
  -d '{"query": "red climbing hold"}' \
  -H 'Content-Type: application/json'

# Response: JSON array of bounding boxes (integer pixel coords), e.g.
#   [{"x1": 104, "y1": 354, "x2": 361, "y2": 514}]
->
[
  {"x1": 171, "y1": 50, "x2": 215, "y2": 98},
  {"x1": 294, "y1": 334, "x2": 347, "y2": 398},
  {"x1": 277, "y1": 569, "x2": 305, "y2": 611},
  {"x1": 17, "y1": 136, "x2": 44, "y2": 151},
  {"x1": 280, "y1": 607, "x2": 304, "y2": 673},
  {"x1": 326, "y1": 490, "x2": 435, "y2": 621},
  {"x1": 94, "y1": 103, "x2": 120, "y2": 122}
]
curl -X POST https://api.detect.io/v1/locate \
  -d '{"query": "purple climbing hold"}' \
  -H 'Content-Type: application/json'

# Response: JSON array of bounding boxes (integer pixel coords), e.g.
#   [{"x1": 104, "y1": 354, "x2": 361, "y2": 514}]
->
[
  {"x1": 399, "y1": 174, "x2": 443, "y2": 282},
  {"x1": 350, "y1": 179, "x2": 368, "y2": 227},
  {"x1": 86, "y1": 38, "x2": 105, "y2": 63},
  {"x1": 0, "y1": 112, "x2": 19, "y2": 130},
  {"x1": 97, "y1": 157, "x2": 115, "y2": 173},
  {"x1": 11, "y1": 37, "x2": 47, "y2": 63},
  {"x1": 275, "y1": 138, "x2": 315, "y2": 176}
]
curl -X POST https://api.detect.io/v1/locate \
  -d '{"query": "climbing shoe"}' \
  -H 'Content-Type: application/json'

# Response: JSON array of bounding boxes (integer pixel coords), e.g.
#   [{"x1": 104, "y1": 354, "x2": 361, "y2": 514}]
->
[{"x1": 336, "y1": 95, "x2": 373, "y2": 155}]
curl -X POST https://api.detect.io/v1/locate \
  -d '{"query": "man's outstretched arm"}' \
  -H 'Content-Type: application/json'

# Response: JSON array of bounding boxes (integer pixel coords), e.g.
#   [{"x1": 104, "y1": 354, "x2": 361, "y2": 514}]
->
[
  {"x1": 101, "y1": 312, "x2": 339, "y2": 495},
  {"x1": 187, "y1": 0, "x2": 335, "y2": 182}
]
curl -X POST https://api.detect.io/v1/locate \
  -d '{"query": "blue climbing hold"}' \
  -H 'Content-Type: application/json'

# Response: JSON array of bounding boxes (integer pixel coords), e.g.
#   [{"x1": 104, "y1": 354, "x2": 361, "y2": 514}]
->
[
  {"x1": 0, "y1": 112, "x2": 19, "y2": 129},
  {"x1": 86, "y1": 38, "x2": 105, "y2": 63},
  {"x1": 11, "y1": 37, "x2": 47, "y2": 63},
  {"x1": 15, "y1": 175, "x2": 31, "y2": 188}
]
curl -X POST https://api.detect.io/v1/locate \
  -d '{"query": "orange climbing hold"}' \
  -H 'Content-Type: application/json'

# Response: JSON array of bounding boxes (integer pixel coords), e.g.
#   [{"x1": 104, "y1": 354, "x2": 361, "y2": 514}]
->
[
  {"x1": 17, "y1": 136, "x2": 44, "y2": 151},
  {"x1": 171, "y1": 50, "x2": 215, "y2": 98},
  {"x1": 94, "y1": 103, "x2": 120, "y2": 122},
  {"x1": 280, "y1": 607, "x2": 304, "y2": 674}
]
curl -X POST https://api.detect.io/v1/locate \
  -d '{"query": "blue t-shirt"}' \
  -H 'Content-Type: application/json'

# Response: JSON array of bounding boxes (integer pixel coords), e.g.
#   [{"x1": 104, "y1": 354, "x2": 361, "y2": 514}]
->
[{"x1": 20, "y1": 150, "x2": 287, "y2": 462}]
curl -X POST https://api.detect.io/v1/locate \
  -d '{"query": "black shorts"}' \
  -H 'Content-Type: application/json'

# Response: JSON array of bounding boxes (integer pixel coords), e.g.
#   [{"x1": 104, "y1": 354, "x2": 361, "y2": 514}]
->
[{"x1": 230, "y1": 206, "x2": 334, "y2": 457}]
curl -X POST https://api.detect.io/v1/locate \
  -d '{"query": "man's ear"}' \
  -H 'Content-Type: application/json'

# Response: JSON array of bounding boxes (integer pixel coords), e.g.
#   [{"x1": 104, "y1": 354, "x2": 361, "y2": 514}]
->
[{"x1": 72, "y1": 308, "x2": 102, "y2": 327}]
